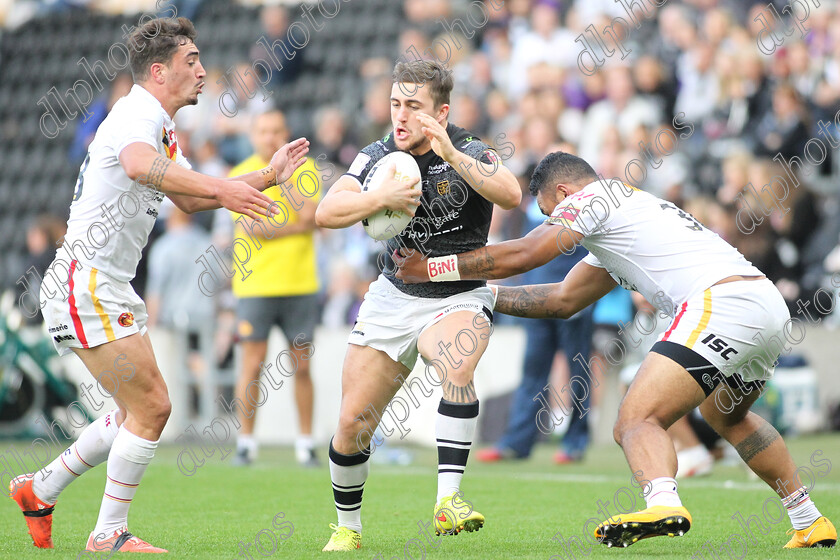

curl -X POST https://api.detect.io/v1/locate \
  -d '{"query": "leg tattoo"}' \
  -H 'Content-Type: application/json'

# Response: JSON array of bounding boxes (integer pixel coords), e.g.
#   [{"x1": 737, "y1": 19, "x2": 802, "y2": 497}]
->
[
  {"x1": 442, "y1": 380, "x2": 477, "y2": 404},
  {"x1": 735, "y1": 422, "x2": 780, "y2": 463}
]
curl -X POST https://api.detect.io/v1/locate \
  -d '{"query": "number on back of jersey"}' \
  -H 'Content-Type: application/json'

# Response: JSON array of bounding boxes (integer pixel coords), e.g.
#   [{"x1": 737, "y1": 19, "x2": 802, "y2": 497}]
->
[
  {"x1": 73, "y1": 153, "x2": 91, "y2": 202},
  {"x1": 660, "y1": 202, "x2": 704, "y2": 232}
]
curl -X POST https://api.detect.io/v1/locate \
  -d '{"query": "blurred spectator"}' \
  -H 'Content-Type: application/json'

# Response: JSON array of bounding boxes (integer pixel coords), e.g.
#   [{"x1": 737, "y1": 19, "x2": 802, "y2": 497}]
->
[
  {"x1": 214, "y1": 62, "x2": 273, "y2": 165},
  {"x1": 69, "y1": 73, "x2": 132, "y2": 164},
  {"x1": 228, "y1": 110, "x2": 321, "y2": 468},
  {"x1": 578, "y1": 66, "x2": 660, "y2": 171},
  {"x1": 449, "y1": 93, "x2": 487, "y2": 138},
  {"x1": 18, "y1": 215, "x2": 65, "y2": 326},
  {"x1": 674, "y1": 42, "x2": 719, "y2": 124},
  {"x1": 357, "y1": 77, "x2": 394, "y2": 145},
  {"x1": 320, "y1": 259, "x2": 366, "y2": 329},
  {"x1": 397, "y1": 26, "x2": 431, "y2": 60},
  {"x1": 146, "y1": 204, "x2": 214, "y2": 333},
  {"x1": 312, "y1": 105, "x2": 358, "y2": 170},
  {"x1": 146, "y1": 203, "x2": 215, "y2": 425},
  {"x1": 716, "y1": 149, "x2": 753, "y2": 205},
  {"x1": 633, "y1": 56, "x2": 677, "y2": 121},
  {"x1": 477, "y1": 196, "x2": 595, "y2": 464},
  {"x1": 250, "y1": 5, "x2": 305, "y2": 92},
  {"x1": 753, "y1": 83, "x2": 810, "y2": 160},
  {"x1": 507, "y1": 0, "x2": 575, "y2": 99},
  {"x1": 403, "y1": 0, "x2": 450, "y2": 25}
]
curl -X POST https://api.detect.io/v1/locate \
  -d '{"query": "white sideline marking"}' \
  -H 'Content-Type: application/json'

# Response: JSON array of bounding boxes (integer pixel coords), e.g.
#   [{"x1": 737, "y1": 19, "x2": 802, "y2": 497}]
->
[{"x1": 376, "y1": 468, "x2": 840, "y2": 492}]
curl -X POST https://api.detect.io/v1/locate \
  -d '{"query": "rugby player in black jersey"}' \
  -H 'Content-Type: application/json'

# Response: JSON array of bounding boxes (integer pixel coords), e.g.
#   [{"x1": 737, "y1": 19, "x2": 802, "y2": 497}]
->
[{"x1": 316, "y1": 59, "x2": 520, "y2": 551}]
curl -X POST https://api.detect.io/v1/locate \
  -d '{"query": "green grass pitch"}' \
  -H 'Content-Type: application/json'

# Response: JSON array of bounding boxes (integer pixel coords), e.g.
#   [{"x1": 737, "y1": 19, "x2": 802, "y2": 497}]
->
[{"x1": 1, "y1": 434, "x2": 838, "y2": 559}]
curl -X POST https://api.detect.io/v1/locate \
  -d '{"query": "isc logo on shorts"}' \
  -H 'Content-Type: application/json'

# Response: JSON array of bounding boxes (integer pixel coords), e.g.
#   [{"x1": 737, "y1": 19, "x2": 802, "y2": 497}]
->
[
  {"x1": 701, "y1": 333, "x2": 739, "y2": 360},
  {"x1": 53, "y1": 334, "x2": 76, "y2": 343}
]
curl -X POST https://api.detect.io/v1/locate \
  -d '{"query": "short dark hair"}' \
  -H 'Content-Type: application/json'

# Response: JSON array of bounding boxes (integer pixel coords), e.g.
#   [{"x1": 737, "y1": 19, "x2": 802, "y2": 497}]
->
[
  {"x1": 128, "y1": 17, "x2": 197, "y2": 82},
  {"x1": 392, "y1": 60, "x2": 454, "y2": 108},
  {"x1": 529, "y1": 152, "x2": 598, "y2": 196}
]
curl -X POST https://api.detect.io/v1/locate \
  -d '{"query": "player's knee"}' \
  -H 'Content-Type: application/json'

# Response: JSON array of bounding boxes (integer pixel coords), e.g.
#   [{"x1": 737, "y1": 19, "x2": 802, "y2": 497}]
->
[
  {"x1": 139, "y1": 385, "x2": 171, "y2": 428},
  {"x1": 149, "y1": 397, "x2": 172, "y2": 427},
  {"x1": 337, "y1": 409, "x2": 370, "y2": 441},
  {"x1": 612, "y1": 420, "x2": 625, "y2": 445},
  {"x1": 612, "y1": 413, "x2": 640, "y2": 445}
]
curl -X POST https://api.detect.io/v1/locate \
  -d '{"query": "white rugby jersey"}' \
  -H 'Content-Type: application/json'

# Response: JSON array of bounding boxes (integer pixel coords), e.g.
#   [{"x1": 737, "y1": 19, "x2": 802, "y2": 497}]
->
[
  {"x1": 547, "y1": 179, "x2": 762, "y2": 317},
  {"x1": 57, "y1": 84, "x2": 191, "y2": 282}
]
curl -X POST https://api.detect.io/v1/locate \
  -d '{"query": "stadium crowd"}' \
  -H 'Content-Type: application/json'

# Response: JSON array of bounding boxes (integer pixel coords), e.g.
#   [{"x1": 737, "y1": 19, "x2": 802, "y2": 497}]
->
[{"x1": 11, "y1": 0, "x2": 840, "y2": 431}]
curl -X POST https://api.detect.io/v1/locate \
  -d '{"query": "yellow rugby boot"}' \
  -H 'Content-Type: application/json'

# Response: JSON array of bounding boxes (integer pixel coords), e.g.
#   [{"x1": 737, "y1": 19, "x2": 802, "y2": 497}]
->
[
  {"x1": 322, "y1": 524, "x2": 361, "y2": 551},
  {"x1": 594, "y1": 505, "x2": 692, "y2": 548},
  {"x1": 433, "y1": 492, "x2": 484, "y2": 536},
  {"x1": 783, "y1": 516, "x2": 836, "y2": 548}
]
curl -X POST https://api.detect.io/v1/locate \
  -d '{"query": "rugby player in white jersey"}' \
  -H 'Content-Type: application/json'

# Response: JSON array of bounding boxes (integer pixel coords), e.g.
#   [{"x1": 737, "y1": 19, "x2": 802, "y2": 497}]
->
[
  {"x1": 9, "y1": 17, "x2": 308, "y2": 553},
  {"x1": 396, "y1": 152, "x2": 836, "y2": 549}
]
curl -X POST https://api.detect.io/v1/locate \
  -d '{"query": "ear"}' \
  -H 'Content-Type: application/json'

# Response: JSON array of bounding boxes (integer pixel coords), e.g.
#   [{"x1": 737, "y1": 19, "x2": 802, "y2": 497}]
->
[
  {"x1": 149, "y1": 62, "x2": 166, "y2": 84},
  {"x1": 557, "y1": 183, "x2": 572, "y2": 199},
  {"x1": 436, "y1": 103, "x2": 449, "y2": 123}
]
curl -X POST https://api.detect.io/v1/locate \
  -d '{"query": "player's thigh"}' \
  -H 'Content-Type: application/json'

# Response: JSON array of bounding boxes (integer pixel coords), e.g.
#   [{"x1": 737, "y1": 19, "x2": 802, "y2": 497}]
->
[
  {"x1": 417, "y1": 310, "x2": 491, "y2": 381},
  {"x1": 72, "y1": 332, "x2": 168, "y2": 412},
  {"x1": 338, "y1": 343, "x2": 408, "y2": 427},
  {"x1": 618, "y1": 351, "x2": 707, "y2": 431}
]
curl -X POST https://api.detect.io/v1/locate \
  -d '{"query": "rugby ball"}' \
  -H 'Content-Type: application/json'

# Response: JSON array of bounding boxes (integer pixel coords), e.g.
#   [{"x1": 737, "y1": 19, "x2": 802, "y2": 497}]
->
[{"x1": 361, "y1": 151, "x2": 421, "y2": 240}]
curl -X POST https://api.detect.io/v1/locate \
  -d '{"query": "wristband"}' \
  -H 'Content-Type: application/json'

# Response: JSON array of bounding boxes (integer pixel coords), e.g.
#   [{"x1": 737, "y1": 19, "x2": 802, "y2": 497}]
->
[
  {"x1": 428, "y1": 255, "x2": 460, "y2": 282},
  {"x1": 488, "y1": 284, "x2": 498, "y2": 308}
]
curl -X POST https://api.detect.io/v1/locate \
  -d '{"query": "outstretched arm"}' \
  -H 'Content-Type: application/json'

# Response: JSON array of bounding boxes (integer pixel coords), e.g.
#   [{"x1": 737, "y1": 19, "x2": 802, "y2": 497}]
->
[
  {"x1": 493, "y1": 261, "x2": 617, "y2": 319},
  {"x1": 165, "y1": 138, "x2": 310, "y2": 214},
  {"x1": 395, "y1": 222, "x2": 583, "y2": 282},
  {"x1": 120, "y1": 138, "x2": 309, "y2": 217}
]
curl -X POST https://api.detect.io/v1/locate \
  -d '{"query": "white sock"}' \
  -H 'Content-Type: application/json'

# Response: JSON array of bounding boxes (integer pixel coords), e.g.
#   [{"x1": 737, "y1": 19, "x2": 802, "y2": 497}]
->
[
  {"x1": 329, "y1": 440, "x2": 370, "y2": 533},
  {"x1": 295, "y1": 435, "x2": 314, "y2": 463},
  {"x1": 782, "y1": 486, "x2": 822, "y2": 530},
  {"x1": 644, "y1": 477, "x2": 683, "y2": 508},
  {"x1": 92, "y1": 427, "x2": 158, "y2": 538},
  {"x1": 33, "y1": 409, "x2": 120, "y2": 504},
  {"x1": 436, "y1": 400, "x2": 479, "y2": 502},
  {"x1": 237, "y1": 435, "x2": 257, "y2": 457}
]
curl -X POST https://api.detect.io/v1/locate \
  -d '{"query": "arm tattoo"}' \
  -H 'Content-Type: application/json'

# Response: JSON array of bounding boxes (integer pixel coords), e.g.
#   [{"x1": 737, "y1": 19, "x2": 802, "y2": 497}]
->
[
  {"x1": 442, "y1": 380, "x2": 477, "y2": 404},
  {"x1": 459, "y1": 248, "x2": 495, "y2": 278},
  {"x1": 495, "y1": 285, "x2": 565, "y2": 318},
  {"x1": 260, "y1": 165, "x2": 277, "y2": 189},
  {"x1": 734, "y1": 422, "x2": 780, "y2": 463},
  {"x1": 144, "y1": 155, "x2": 172, "y2": 189}
]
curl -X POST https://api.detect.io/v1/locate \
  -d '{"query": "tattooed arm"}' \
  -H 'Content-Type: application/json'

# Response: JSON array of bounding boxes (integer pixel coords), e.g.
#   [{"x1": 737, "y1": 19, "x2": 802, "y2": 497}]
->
[
  {"x1": 494, "y1": 261, "x2": 617, "y2": 319},
  {"x1": 119, "y1": 139, "x2": 309, "y2": 217},
  {"x1": 396, "y1": 223, "x2": 583, "y2": 283},
  {"x1": 120, "y1": 143, "x2": 275, "y2": 219}
]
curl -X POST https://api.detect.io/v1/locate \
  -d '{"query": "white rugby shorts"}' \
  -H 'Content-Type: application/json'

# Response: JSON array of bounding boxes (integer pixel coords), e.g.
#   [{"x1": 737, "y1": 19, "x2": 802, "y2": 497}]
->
[
  {"x1": 658, "y1": 278, "x2": 790, "y2": 382},
  {"x1": 42, "y1": 260, "x2": 148, "y2": 356},
  {"x1": 349, "y1": 275, "x2": 495, "y2": 369}
]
